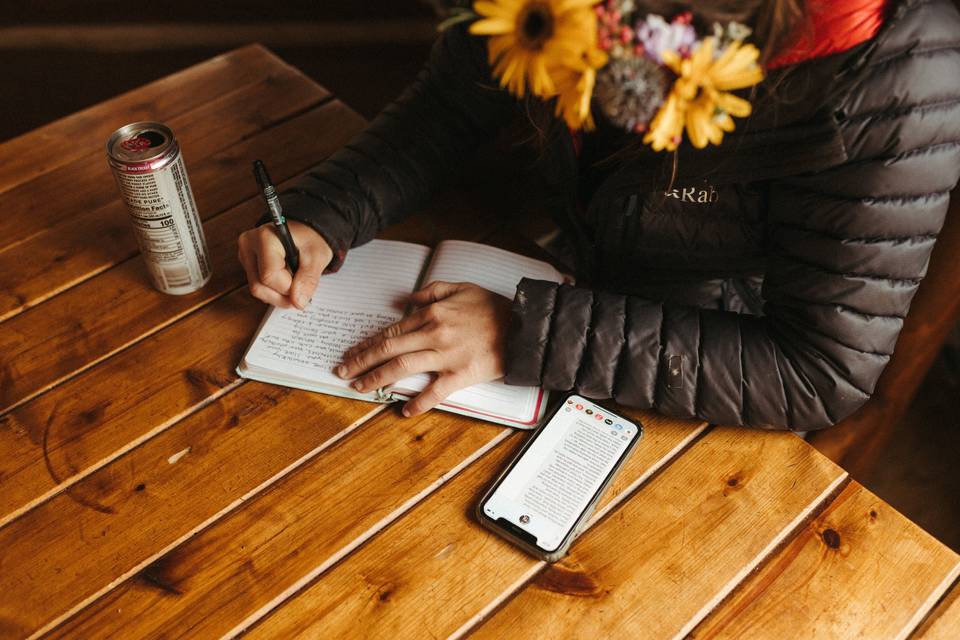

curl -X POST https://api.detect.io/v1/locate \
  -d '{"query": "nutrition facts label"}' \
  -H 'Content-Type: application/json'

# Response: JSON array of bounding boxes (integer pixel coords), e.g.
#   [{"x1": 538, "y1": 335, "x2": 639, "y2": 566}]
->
[{"x1": 114, "y1": 155, "x2": 211, "y2": 293}]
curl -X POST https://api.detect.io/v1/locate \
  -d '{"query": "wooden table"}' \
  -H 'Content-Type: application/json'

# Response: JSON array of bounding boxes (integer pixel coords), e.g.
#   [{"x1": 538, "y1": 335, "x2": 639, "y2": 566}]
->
[{"x1": 1, "y1": 45, "x2": 958, "y2": 640}]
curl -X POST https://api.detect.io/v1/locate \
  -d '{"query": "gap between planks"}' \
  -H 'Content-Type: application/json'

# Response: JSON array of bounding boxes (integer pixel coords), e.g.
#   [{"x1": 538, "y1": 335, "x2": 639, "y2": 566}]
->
[
  {"x1": 0, "y1": 45, "x2": 311, "y2": 200},
  {"x1": 0, "y1": 282, "x2": 246, "y2": 419},
  {"x1": 1, "y1": 209, "x2": 505, "y2": 524},
  {"x1": 451, "y1": 431, "x2": 852, "y2": 640},
  {"x1": 903, "y1": 561, "x2": 960, "y2": 640},
  {"x1": 29, "y1": 403, "x2": 389, "y2": 640},
  {"x1": 679, "y1": 469, "x2": 852, "y2": 640},
  {"x1": 447, "y1": 422, "x2": 713, "y2": 640},
  {"x1": 222, "y1": 428, "x2": 516, "y2": 639},
  {"x1": 0, "y1": 378, "x2": 244, "y2": 532},
  {"x1": 0, "y1": 93, "x2": 336, "y2": 325}
]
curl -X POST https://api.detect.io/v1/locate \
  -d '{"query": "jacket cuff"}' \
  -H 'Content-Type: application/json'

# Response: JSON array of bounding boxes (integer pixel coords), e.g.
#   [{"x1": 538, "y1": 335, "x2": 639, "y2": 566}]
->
[
  {"x1": 254, "y1": 189, "x2": 355, "y2": 273},
  {"x1": 504, "y1": 278, "x2": 559, "y2": 386}
]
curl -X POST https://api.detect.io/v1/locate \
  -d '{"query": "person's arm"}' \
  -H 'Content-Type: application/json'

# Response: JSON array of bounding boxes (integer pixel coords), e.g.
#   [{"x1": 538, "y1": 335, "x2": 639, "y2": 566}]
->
[
  {"x1": 505, "y1": 103, "x2": 960, "y2": 432},
  {"x1": 240, "y1": 22, "x2": 515, "y2": 308},
  {"x1": 276, "y1": 22, "x2": 516, "y2": 272}
]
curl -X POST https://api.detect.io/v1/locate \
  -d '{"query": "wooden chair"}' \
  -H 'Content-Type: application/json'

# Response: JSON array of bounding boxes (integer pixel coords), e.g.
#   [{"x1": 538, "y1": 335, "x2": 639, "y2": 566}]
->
[{"x1": 808, "y1": 186, "x2": 960, "y2": 477}]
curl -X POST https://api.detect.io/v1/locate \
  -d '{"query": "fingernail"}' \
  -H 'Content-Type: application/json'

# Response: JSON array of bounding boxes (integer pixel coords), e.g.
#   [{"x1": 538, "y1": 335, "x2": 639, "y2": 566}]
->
[
  {"x1": 353, "y1": 380, "x2": 365, "y2": 392},
  {"x1": 335, "y1": 365, "x2": 347, "y2": 377},
  {"x1": 402, "y1": 407, "x2": 411, "y2": 417}
]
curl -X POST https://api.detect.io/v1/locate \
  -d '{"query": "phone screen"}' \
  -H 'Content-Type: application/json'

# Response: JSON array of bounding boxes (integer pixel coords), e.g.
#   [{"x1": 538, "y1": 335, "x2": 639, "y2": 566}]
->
[{"x1": 481, "y1": 395, "x2": 640, "y2": 553}]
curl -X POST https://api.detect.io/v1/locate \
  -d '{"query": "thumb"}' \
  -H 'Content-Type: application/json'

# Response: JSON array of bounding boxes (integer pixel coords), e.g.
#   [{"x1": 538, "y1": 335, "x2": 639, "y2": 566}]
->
[
  {"x1": 290, "y1": 253, "x2": 325, "y2": 309},
  {"x1": 410, "y1": 281, "x2": 465, "y2": 306}
]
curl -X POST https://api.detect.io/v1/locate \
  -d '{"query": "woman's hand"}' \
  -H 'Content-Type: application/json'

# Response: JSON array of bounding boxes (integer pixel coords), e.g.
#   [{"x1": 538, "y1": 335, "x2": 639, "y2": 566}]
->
[
  {"x1": 238, "y1": 220, "x2": 333, "y2": 309},
  {"x1": 336, "y1": 281, "x2": 513, "y2": 416}
]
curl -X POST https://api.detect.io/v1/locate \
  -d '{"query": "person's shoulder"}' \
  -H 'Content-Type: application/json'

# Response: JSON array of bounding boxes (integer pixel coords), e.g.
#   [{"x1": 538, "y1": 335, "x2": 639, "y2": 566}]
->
[
  {"x1": 869, "y1": 0, "x2": 960, "y2": 64},
  {"x1": 850, "y1": 0, "x2": 960, "y2": 100},
  {"x1": 837, "y1": 0, "x2": 960, "y2": 159}
]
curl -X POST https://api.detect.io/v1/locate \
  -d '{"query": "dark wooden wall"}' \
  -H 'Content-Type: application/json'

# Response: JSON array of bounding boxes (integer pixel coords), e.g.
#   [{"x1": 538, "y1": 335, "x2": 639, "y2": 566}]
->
[{"x1": 1, "y1": 1, "x2": 437, "y2": 142}]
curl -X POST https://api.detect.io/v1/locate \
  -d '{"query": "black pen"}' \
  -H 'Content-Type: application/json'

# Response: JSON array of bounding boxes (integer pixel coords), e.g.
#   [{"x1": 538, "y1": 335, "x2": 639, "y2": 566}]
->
[{"x1": 253, "y1": 159, "x2": 299, "y2": 273}]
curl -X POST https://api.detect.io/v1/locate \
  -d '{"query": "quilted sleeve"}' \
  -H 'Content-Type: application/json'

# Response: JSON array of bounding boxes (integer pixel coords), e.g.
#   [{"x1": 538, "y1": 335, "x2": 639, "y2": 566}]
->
[
  {"x1": 274, "y1": 22, "x2": 514, "y2": 270},
  {"x1": 505, "y1": 33, "x2": 960, "y2": 430}
]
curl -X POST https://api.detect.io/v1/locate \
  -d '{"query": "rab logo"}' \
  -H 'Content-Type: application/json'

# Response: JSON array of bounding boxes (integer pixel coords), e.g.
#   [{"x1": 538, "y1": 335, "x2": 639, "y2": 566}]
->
[{"x1": 664, "y1": 184, "x2": 719, "y2": 204}]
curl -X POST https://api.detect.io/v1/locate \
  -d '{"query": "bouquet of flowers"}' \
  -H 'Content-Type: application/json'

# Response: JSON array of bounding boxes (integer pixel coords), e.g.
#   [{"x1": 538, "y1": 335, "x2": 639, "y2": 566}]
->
[{"x1": 462, "y1": 0, "x2": 764, "y2": 151}]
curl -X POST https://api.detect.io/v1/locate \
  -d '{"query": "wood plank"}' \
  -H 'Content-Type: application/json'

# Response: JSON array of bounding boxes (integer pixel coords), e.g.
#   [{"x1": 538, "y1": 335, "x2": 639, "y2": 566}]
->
[
  {"x1": 691, "y1": 482, "x2": 960, "y2": 640},
  {"x1": 0, "y1": 100, "x2": 366, "y2": 414},
  {"x1": 0, "y1": 288, "x2": 259, "y2": 527},
  {"x1": 467, "y1": 428, "x2": 847, "y2": 640},
  {"x1": 914, "y1": 581, "x2": 960, "y2": 639},
  {"x1": 0, "y1": 77, "x2": 337, "y2": 323},
  {"x1": 0, "y1": 193, "x2": 510, "y2": 532},
  {"x1": 0, "y1": 62, "x2": 327, "y2": 251},
  {"x1": 0, "y1": 44, "x2": 298, "y2": 194},
  {"x1": 0, "y1": 382, "x2": 379, "y2": 639},
  {"x1": 0, "y1": 151, "x2": 509, "y2": 531},
  {"x1": 47, "y1": 407, "x2": 510, "y2": 639},
  {"x1": 242, "y1": 412, "x2": 707, "y2": 639}
]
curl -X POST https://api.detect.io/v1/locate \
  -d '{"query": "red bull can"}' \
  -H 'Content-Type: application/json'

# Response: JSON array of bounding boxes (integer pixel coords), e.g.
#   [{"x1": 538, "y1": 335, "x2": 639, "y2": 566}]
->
[{"x1": 107, "y1": 121, "x2": 211, "y2": 294}]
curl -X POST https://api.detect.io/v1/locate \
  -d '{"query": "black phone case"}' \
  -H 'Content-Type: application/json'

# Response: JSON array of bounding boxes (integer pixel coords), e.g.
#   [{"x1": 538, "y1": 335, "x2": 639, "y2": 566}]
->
[{"x1": 475, "y1": 395, "x2": 644, "y2": 562}]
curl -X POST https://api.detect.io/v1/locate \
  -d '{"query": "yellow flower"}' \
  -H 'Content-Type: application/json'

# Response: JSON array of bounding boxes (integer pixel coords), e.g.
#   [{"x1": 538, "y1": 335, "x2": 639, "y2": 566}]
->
[
  {"x1": 644, "y1": 37, "x2": 763, "y2": 151},
  {"x1": 470, "y1": 0, "x2": 603, "y2": 101},
  {"x1": 551, "y1": 47, "x2": 606, "y2": 130}
]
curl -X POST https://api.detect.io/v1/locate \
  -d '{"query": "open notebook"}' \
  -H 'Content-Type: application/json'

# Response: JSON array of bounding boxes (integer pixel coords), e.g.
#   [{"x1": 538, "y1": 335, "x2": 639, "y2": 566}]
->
[{"x1": 237, "y1": 239, "x2": 567, "y2": 428}]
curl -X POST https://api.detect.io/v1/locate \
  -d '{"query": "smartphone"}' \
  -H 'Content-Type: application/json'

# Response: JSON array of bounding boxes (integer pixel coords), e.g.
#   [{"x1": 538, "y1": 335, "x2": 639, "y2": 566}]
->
[{"x1": 476, "y1": 394, "x2": 643, "y2": 562}]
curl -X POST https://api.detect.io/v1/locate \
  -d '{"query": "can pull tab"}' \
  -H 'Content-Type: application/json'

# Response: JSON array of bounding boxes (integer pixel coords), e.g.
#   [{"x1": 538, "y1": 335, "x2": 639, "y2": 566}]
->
[
  {"x1": 120, "y1": 130, "x2": 165, "y2": 152},
  {"x1": 666, "y1": 354, "x2": 684, "y2": 389}
]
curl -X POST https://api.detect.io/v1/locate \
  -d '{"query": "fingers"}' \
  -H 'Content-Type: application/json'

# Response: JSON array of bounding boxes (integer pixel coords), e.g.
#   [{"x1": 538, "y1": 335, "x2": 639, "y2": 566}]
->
[
  {"x1": 256, "y1": 230, "x2": 293, "y2": 296},
  {"x1": 341, "y1": 312, "x2": 430, "y2": 363},
  {"x1": 409, "y1": 281, "x2": 467, "y2": 306},
  {"x1": 289, "y1": 252, "x2": 323, "y2": 310},
  {"x1": 350, "y1": 350, "x2": 441, "y2": 394},
  {"x1": 239, "y1": 234, "x2": 293, "y2": 308},
  {"x1": 288, "y1": 220, "x2": 333, "y2": 309},
  {"x1": 338, "y1": 328, "x2": 434, "y2": 380},
  {"x1": 403, "y1": 374, "x2": 467, "y2": 417}
]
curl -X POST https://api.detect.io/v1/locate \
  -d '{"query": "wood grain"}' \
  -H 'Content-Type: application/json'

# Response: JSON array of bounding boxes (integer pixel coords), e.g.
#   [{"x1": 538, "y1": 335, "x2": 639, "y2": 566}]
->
[
  {"x1": 0, "y1": 288, "x2": 261, "y2": 527},
  {"x1": 914, "y1": 581, "x2": 960, "y2": 639},
  {"x1": 469, "y1": 428, "x2": 847, "y2": 640},
  {"x1": 0, "y1": 132, "x2": 512, "y2": 530},
  {"x1": 244, "y1": 412, "x2": 707, "y2": 639},
  {"x1": 691, "y1": 482, "x2": 960, "y2": 640},
  {"x1": 0, "y1": 382, "x2": 378, "y2": 639},
  {"x1": 0, "y1": 100, "x2": 365, "y2": 413},
  {"x1": 0, "y1": 45, "x2": 302, "y2": 195},
  {"x1": 0, "y1": 78, "x2": 341, "y2": 322},
  {"x1": 0, "y1": 63, "x2": 326, "y2": 250},
  {"x1": 47, "y1": 407, "x2": 509, "y2": 639}
]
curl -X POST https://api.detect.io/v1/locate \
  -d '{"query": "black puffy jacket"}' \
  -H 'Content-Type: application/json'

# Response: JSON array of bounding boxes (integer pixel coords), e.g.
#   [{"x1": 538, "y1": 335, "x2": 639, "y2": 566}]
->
[{"x1": 277, "y1": 0, "x2": 960, "y2": 430}]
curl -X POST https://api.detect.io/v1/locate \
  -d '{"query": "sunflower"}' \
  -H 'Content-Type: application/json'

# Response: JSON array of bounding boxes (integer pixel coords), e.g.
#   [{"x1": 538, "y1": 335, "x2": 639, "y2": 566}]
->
[
  {"x1": 470, "y1": 0, "x2": 605, "y2": 101},
  {"x1": 643, "y1": 37, "x2": 763, "y2": 151}
]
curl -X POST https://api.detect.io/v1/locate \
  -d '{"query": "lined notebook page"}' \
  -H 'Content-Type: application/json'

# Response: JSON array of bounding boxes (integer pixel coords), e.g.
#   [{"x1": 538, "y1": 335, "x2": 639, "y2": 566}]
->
[
  {"x1": 391, "y1": 239, "x2": 565, "y2": 425},
  {"x1": 243, "y1": 239, "x2": 430, "y2": 389},
  {"x1": 422, "y1": 239, "x2": 565, "y2": 298},
  {"x1": 390, "y1": 373, "x2": 544, "y2": 425}
]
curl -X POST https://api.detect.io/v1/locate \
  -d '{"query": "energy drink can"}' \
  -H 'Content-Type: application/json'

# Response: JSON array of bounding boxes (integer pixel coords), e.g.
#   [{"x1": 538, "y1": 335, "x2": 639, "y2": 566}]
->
[{"x1": 107, "y1": 121, "x2": 212, "y2": 294}]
